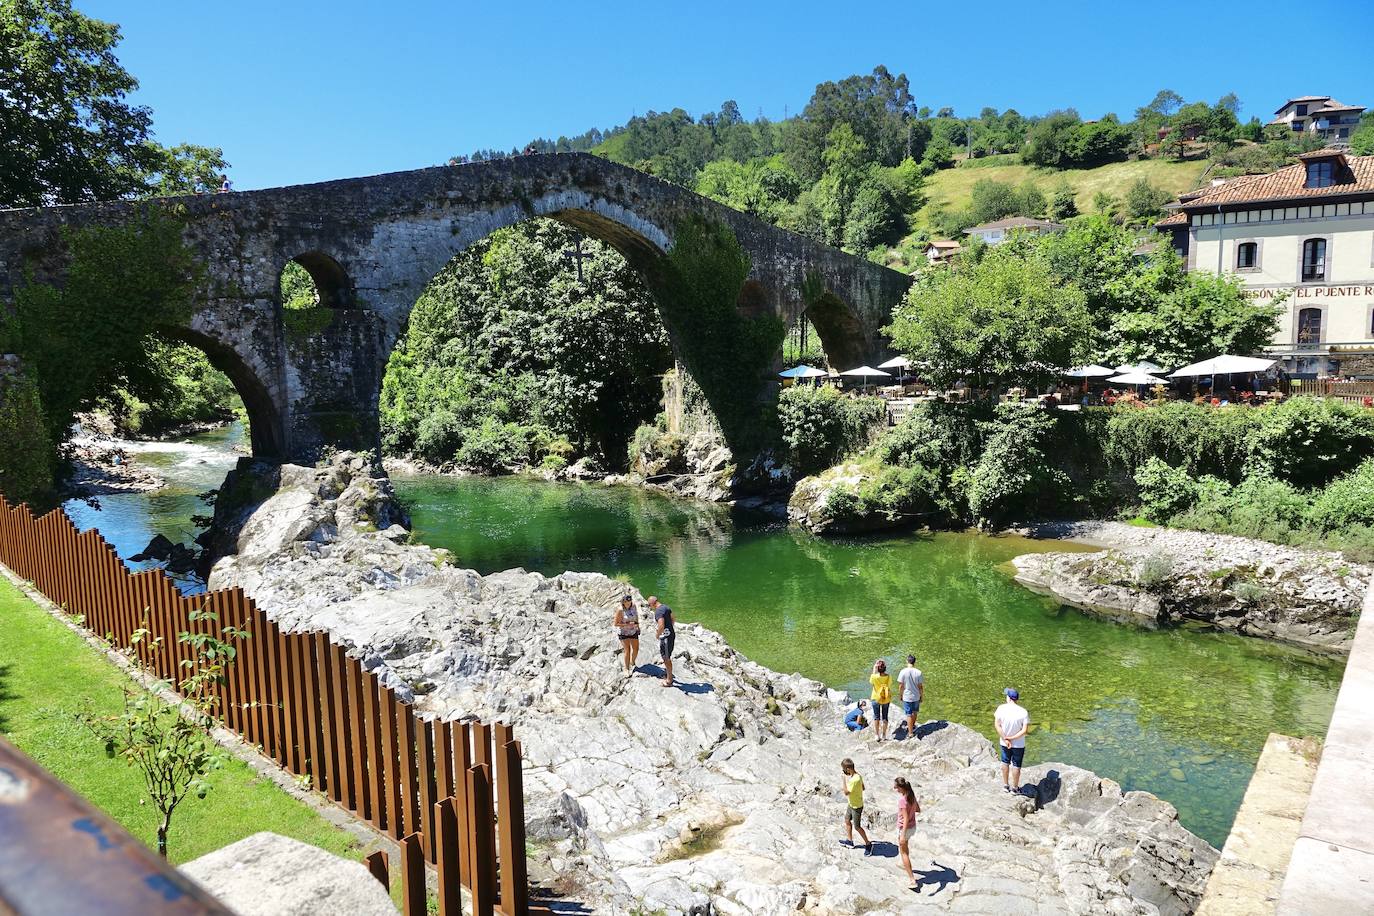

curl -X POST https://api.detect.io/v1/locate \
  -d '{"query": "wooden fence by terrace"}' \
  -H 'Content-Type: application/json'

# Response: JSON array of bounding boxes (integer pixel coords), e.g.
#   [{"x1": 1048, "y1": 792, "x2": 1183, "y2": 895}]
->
[{"x1": 0, "y1": 495, "x2": 545, "y2": 916}]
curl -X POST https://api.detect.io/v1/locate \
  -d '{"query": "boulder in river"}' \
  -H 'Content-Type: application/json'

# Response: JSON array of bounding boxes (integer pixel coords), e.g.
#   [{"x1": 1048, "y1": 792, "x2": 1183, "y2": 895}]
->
[{"x1": 207, "y1": 452, "x2": 1218, "y2": 914}]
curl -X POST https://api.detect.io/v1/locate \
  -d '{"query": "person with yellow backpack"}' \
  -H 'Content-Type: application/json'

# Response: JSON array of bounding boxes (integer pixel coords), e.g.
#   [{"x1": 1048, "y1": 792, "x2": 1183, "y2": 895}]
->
[{"x1": 868, "y1": 658, "x2": 893, "y2": 741}]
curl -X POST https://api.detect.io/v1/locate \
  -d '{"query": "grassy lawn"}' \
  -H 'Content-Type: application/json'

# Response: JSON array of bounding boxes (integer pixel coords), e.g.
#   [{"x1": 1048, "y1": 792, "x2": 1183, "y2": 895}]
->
[
  {"x1": 914, "y1": 155, "x2": 1210, "y2": 231},
  {"x1": 0, "y1": 573, "x2": 369, "y2": 866}
]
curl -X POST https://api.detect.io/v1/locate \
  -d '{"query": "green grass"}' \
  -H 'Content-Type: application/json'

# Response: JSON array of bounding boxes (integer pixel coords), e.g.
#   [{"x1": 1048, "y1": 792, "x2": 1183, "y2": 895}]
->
[
  {"x1": 0, "y1": 574, "x2": 369, "y2": 866},
  {"x1": 1125, "y1": 516, "x2": 1160, "y2": 528},
  {"x1": 916, "y1": 155, "x2": 1209, "y2": 232}
]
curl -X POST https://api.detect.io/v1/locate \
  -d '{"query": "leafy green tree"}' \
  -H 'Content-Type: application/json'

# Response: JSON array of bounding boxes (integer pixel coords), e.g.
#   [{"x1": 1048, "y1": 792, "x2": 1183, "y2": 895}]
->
[
  {"x1": 1350, "y1": 112, "x2": 1374, "y2": 156},
  {"x1": 784, "y1": 66, "x2": 922, "y2": 183},
  {"x1": 1017, "y1": 181, "x2": 1048, "y2": 219},
  {"x1": 0, "y1": 1, "x2": 225, "y2": 207},
  {"x1": 885, "y1": 242, "x2": 1092, "y2": 390},
  {"x1": 381, "y1": 219, "x2": 671, "y2": 467},
  {"x1": 1023, "y1": 112, "x2": 1081, "y2": 168},
  {"x1": 9, "y1": 209, "x2": 200, "y2": 449},
  {"x1": 966, "y1": 179, "x2": 1022, "y2": 225},
  {"x1": 843, "y1": 178, "x2": 903, "y2": 252},
  {"x1": 1144, "y1": 89, "x2": 1184, "y2": 118},
  {"x1": 1047, "y1": 182, "x2": 1079, "y2": 221},
  {"x1": 811, "y1": 124, "x2": 870, "y2": 246},
  {"x1": 1123, "y1": 178, "x2": 1171, "y2": 223},
  {"x1": 1092, "y1": 190, "x2": 1118, "y2": 218}
]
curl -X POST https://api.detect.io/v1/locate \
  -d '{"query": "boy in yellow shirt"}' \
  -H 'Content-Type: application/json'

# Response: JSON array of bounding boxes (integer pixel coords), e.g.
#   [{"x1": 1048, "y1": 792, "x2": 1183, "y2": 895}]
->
[{"x1": 839, "y1": 758, "x2": 873, "y2": 854}]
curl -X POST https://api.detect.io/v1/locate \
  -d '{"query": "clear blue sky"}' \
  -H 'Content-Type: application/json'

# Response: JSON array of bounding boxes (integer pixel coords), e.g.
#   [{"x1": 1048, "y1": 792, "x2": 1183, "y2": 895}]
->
[{"x1": 84, "y1": 0, "x2": 1373, "y2": 190}]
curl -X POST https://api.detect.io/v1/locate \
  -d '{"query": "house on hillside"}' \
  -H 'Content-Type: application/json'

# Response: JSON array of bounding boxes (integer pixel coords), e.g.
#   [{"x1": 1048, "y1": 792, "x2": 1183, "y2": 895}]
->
[
  {"x1": 1156, "y1": 149, "x2": 1374, "y2": 377},
  {"x1": 1271, "y1": 96, "x2": 1366, "y2": 144},
  {"x1": 923, "y1": 240, "x2": 961, "y2": 264},
  {"x1": 964, "y1": 217, "x2": 1064, "y2": 246}
]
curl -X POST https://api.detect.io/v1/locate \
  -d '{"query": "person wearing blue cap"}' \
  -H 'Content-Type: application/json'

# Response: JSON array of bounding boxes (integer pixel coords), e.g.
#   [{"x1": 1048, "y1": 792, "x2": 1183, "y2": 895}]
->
[{"x1": 994, "y1": 688, "x2": 1029, "y2": 793}]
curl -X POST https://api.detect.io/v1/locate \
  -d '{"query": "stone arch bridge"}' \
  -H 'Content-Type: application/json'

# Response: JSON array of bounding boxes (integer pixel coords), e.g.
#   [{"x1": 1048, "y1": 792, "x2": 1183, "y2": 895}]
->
[{"x1": 0, "y1": 153, "x2": 911, "y2": 461}]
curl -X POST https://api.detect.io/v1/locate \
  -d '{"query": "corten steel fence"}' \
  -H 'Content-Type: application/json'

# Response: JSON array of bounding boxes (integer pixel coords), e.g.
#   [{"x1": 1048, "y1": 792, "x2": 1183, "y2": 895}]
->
[{"x1": 0, "y1": 495, "x2": 543, "y2": 916}]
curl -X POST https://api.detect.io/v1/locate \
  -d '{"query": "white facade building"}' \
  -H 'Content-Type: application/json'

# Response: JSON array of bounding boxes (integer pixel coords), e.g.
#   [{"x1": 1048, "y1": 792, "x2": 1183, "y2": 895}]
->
[
  {"x1": 1159, "y1": 150, "x2": 1374, "y2": 377},
  {"x1": 963, "y1": 216, "x2": 1064, "y2": 246},
  {"x1": 1271, "y1": 96, "x2": 1365, "y2": 145}
]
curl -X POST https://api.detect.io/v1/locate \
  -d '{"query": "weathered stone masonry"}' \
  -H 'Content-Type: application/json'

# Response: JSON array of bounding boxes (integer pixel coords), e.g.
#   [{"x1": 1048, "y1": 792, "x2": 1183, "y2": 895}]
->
[{"x1": 0, "y1": 153, "x2": 911, "y2": 462}]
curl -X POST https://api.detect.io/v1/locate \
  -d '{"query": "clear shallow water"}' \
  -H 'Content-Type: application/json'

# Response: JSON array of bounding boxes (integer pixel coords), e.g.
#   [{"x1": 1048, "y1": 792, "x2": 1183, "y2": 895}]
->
[
  {"x1": 63, "y1": 423, "x2": 244, "y2": 592},
  {"x1": 397, "y1": 474, "x2": 1344, "y2": 848},
  {"x1": 64, "y1": 436, "x2": 1344, "y2": 849}
]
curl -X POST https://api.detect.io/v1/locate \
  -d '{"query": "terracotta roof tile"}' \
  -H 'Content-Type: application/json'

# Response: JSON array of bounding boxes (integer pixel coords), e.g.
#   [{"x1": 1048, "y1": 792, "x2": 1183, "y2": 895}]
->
[
  {"x1": 1170, "y1": 154, "x2": 1374, "y2": 210},
  {"x1": 1156, "y1": 211, "x2": 1188, "y2": 227}
]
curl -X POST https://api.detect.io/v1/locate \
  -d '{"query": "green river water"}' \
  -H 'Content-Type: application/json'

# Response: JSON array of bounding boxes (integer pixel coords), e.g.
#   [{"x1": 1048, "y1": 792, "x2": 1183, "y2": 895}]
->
[{"x1": 65, "y1": 425, "x2": 1344, "y2": 848}]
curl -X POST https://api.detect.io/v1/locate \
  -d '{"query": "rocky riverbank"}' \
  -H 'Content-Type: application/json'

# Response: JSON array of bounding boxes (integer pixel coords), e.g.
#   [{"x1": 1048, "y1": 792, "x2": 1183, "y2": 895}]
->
[
  {"x1": 1011, "y1": 521, "x2": 1369, "y2": 654},
  {"x1": 202, "y1": 453, "x2": 1216, "y2": 915}
]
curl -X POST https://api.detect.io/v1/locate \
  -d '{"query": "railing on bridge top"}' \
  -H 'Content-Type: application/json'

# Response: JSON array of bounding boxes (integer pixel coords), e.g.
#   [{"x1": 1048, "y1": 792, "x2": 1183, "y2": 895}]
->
[{"x1": 0, "y1": 495, "x2": 546, "y2": 916}]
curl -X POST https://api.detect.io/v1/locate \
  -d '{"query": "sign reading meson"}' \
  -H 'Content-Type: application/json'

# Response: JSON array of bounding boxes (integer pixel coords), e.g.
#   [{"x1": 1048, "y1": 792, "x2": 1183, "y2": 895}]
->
[
  {"x1": 1159, "y1": 150, "x2": 1374, "y2": 376},
  {"x1": 1243, "y1": 286, "x2": 1374, "y2": 300}
]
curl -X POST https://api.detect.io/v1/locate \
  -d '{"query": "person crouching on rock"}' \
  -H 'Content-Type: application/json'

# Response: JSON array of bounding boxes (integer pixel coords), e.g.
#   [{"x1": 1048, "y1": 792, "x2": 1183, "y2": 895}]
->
[
  {"x1": 614, "y1": 595, "x2": 640, "y2": 676},
  {"x1": 869, "y1": 659, "x2": 892, "y2": 741},
  {"x1": 844, "y1": 699, "x2": 870, "y2": 732},
  {"x1": 893, "y1": 776, "x2": 921, "y2": 890},
  {"x1": 648, "y1": 596, "x2": 674, "y2": 687},
  {"x1": 840, "y1": 758, "x2": 873, "y2": 855},
  {"x1": 995, "y1": 687, "x2": 1030, "y2": 794}
]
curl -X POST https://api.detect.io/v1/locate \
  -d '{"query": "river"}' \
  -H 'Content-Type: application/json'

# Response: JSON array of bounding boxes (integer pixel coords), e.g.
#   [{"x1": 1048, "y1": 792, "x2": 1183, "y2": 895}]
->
[{"x1": 65, "y1": 426, "x2": 1344, "y2": 848}]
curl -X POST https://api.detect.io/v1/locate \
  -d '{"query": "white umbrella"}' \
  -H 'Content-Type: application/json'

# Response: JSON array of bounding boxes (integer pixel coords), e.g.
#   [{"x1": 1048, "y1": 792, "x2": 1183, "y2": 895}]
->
[
  {"x1": 840, "y1": 365, "x2": 892, "y2": 393},
  {"x1": 1107, "y1": 371, "x2": 1166, "y2": 387},
  {"x1": 1064, "y1": 364, "x2": 1116, "y2": 378},
  {"x1": 779, "y1": 365, "x2": 828, "y2": 379},
  {"x1": 1114, "y1": 360, "x2": 1165, "y2": 375},
  {"x1": 1168, "y1": 355, "x2": 1276, "y2": 378},
  {"x1": 878, "y1": 355, "x2": 912, "y2": 383}
]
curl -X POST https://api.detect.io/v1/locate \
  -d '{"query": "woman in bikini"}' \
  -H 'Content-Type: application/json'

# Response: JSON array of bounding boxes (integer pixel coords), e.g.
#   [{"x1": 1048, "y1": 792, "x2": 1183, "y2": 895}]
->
[{"x1": 614, "y1": 595, "x2": 640, "y2": 676}]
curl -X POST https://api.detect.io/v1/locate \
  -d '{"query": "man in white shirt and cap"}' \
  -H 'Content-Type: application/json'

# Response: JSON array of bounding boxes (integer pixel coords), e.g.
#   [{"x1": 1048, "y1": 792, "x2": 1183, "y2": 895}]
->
[{"x1": 994, "y1": 687, "x2": 1029, "y2": 794}]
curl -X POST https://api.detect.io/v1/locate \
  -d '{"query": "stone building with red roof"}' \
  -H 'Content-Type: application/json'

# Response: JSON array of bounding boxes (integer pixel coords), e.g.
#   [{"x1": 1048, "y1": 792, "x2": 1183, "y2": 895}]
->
[{"x1": 1158, "y1": 150, "x2": 1374, "y2": 376}]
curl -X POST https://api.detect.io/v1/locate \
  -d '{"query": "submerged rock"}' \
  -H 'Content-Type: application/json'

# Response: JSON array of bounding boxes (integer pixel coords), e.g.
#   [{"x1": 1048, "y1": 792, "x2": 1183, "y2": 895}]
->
[{"x1": 209, "y1": 453, "x2": 1218, "y2": 915}]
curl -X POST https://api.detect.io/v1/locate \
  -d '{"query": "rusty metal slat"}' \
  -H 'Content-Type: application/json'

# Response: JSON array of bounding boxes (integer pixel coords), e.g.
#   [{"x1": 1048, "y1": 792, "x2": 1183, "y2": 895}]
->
[
  {"x1": 495, "y1": 736, "x2": 529, "y2": 916},
  {"x1": 399, "y1": 832, "x2": 426, "y2": 916},
  {"x1": 250, "y1": 604, "x2": 275, "y2": 759},
  {"x1": 453, "y1": 722, "x2": 475, "y2": 890},
  {"x1": 468, "y1": 763, "x2": 498, "y2": 916},
  {"x1": 346, "y1": 655, "x2": 372, "y2": 822},
  {"x1": 276, "y1": 623, "x2": 299, "y2": 771},
  {"x1": 419, "y1": 719, "x2": 437, "y2": 863},
  {"x1": 315, "y1": 632, "x2": 339, "y2": 799},
  {"x1": 381, "y1": 689, "x2": 403, "y2": 839},
  {"x1": 434, "y1": 720, "x2": 454, "y2": 809},
  {"x1": 473, "y1": 721, "x2": 493, "y2": 773},
  {"x1": 264, "y1": 619, "x2": 286, "y2": 766},
  {"x1": 364, "y1": 849, "x2": 389, "y2": 891},
  {"x1": 434, "y1": 797, "x2": 463, "y2": 916},
  {"x1": 299, "y1": 633, "x2": 325, "y2": 787},
  {"x1": 361, "y1": 667, "x2": 386, "y2": 832},
  {"x1": 329, "y1": 642, "x2": 357, "y2": 812},
  {"x1": 399, "y1": 702, "x2": 421, "y2": 837}
]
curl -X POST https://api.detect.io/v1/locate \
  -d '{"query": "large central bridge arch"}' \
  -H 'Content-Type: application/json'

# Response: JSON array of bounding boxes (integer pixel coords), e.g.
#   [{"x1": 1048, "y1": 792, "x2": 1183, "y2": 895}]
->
[{"x1": 0, "y1": 153, "x2": 912, "y2": 463}]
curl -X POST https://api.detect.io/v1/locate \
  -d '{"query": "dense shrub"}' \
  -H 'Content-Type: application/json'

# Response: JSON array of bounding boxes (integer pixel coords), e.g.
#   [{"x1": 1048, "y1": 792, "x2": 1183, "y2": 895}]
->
[
  {"x1": 1248, "y1": 397, "x2": 1374, "y2": 488},
  {"x1": 0, "y1": 373, "x2": 54, "y2": 505},
  {"x1": 414, "y1": 410, "x2": 465, "y2": 465},
  {"x1": 1172, "y1": 473, "x2": 1309, "y2": 544},
  {"x1": 1134, "y1": 458, "x2": 1198, "y2": 523},
  {"x1": 778, "y1": 386, "x2": 885, "y2": 476},
  {"x1": 967, "y1": 403, "x2": 1072, "y2": 526},
  {"x1": 1305, "y1": 460, "x2": 1374, "y2": 533},
  {"x1": 455, "y1": 419, "x2": 535, "y2": 473}
]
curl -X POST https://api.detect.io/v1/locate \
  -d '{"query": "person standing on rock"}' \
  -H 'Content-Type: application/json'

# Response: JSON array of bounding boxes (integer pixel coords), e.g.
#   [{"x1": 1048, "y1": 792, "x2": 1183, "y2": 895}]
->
[
  {"x1": 649, "y1": 596, "x2": 674, "y2": 687},
  {"x1": 893, "y1": 776, "x2": 921, "y2": 890},
  {"x1": 869, "y1": 659, "x2": 892, "y2": 741},
  {"x1": 614, "y1": 595, "x2": 640, "y2": 676},
  {"x1": 897, "y1": 655, "x2": 924, "y2": 739},
  {"x1": 995, "y1": 688, "x2": 1030, "y2": 793},
  {"x1": 840, "y1": 758, "x2": 873, "y2": 854}
]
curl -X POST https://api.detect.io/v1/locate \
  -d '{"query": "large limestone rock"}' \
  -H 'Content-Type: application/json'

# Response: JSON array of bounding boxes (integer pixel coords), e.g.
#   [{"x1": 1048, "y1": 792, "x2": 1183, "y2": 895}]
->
[
  {"x1": 209, "y1": 454, "x2": 1218, "y2": 915},
  {"x1": 180, "y1": 832, "x2": 396, "y2": 915},
  {"x1": 1012, "y1": 522, "x2": 1369, "y2": 653}
]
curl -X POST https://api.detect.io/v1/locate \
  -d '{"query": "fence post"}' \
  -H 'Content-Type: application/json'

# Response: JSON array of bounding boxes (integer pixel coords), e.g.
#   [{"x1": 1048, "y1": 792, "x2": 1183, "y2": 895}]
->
[
  {"x1": 364, "y1": 849, "x2": 389, "y2": 889},
  {"x1": 495, "y1": 729, "x2": 528, "y2": 916},
  {"x1": 329, "y1": 642, "x2": 357, "y2": 812},
  {"x1": 399, "y1": 703, "x2": 421, "y2": 837},
  {"x1": 346, "y1": 655, "x2": 371, "y2": 822},
  {"x1": 399, "y1": 832, "x2": 426, "y2": 916},
  {"x1": 314, "y1": 632, "x2": 339, "y2": 800},
  {"x1": 360, "y1": 668, "x2": 386, "y2": 832},
  {"x1": 468, "y1": 764, "x2": 497, "y2": 916},
  {"x1": 382, "y1": 689, "x2": 403, "y2": 839},
  {"x1": 434, "y1": 797, "x2": 462, "y2": 916},
  {"x1": 453, "y1": 722, "x2": 475, "y2": 889},
  {"x1": 419, "y1": 720, "x2": 437, "y2": 862}
]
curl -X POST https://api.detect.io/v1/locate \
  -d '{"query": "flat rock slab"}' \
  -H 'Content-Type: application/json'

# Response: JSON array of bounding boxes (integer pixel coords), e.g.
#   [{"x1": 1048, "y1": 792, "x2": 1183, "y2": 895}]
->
[{"x1": 180, "y1": 832, "x2": 396, "y2": 915}]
